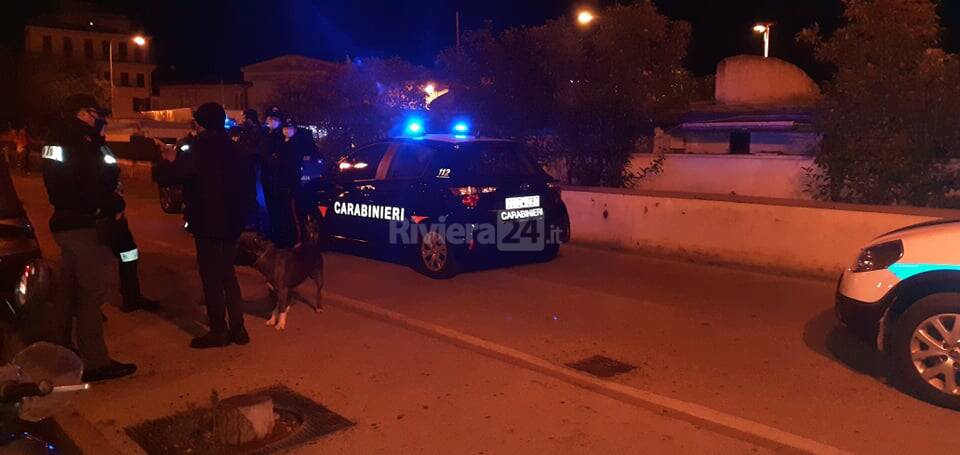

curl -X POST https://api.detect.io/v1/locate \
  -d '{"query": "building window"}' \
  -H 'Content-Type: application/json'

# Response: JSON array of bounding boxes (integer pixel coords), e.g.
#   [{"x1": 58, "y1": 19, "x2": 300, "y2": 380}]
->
[
  {"x1": 84, "y1": 39, "x2": 94, "y2": 59},
  {"x1": 133, "y1": 97, "x2": 151, "y2": 113},
  {"x1": 136, "y1": 73, "x2": 145, "y2": 88},
  {"x1": 120, "y1": 73, "x2": 129, "y2": 87},
  {"x1": 103, "y1": 72, "x2": 110, "y2": 81},
  {"x1": 133, "y1": 47, "x2": 143, "y2": 63},
  {"x1": 42, "y1": 36, "x2": 52, "y2": 54},
  {"x1": 62, "y1": 37, "x2": 73, "y2": 58},
  {"x1": 118, "y1": 42, "x2": 127, "y2": 62},
  {"x1": 101, "y1": 40, "x2": 109, "y2": 59}
]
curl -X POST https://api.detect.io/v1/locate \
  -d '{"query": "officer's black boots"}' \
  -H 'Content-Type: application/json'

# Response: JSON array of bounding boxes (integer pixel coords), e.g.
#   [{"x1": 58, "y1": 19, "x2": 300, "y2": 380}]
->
[
  {"x1": 81, "y1": 361, "x2": 137, "y2": 382},
  {"x1": 189, "y1": 331, "x2": 232, "y2": 349},
  {"x1": 119, "y1": 259, "x2": 159, "y2": 313}
]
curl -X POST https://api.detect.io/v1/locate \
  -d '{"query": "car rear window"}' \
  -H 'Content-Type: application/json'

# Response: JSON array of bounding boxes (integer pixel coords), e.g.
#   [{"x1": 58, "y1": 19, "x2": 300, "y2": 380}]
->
[
  {"x1": 339, "y1": 143, "x2": 390, "y2": 180},
  {"x1": 387, "y1": 143, "x2": 436, "y2": 180},
  {"x1": 454, "y1": 142, "x2": 540, "y2": 178}
]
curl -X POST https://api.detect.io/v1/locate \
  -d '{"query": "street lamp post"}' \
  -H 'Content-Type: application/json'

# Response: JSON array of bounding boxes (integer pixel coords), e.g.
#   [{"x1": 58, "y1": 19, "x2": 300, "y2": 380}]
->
[
  {"x1": 109, "y1": 35, "x2": 147, "y2": 114},
  {"x1": 753, "y1": 23, "x2": 772, "y2": 58}
]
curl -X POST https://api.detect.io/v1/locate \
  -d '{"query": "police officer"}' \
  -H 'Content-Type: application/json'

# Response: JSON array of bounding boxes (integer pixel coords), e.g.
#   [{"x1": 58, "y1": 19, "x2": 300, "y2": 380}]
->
[
  {"x1": 43, "y1": 94, "x2": 136, "y2": 382},
  {"x1": 234, "y1": 109, "x2": 263, "y2": 153},
  {"x1": 281, "y1": 119, "x2": 319, "y2": 241},
  {"x1": 156, "y1": 103, "x2": 257, "y2": 348},
  {"x1": 231, "y1": 110, "x2": 268, "y2": 232},
  {"x1": 262, "y1": 116, "x2": 303, "y2": 248},
  {"x1": 263, "y1": 107, "x2": 283, "y2": 159}
]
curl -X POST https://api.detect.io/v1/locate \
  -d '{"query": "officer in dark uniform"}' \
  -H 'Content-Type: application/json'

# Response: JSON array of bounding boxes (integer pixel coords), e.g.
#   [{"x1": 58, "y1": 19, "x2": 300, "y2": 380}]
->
[
  {"x1": 156, "y1": 103, "x2": 257, "y2": 348},
  {"x1": 232, "y1": 110, "x2": 268, "y2": 232},
  {"x1": 234, "y1": 109, "x2": 263, "y2": 153},
  {"x1": 42, "y1": 94, "x2": 136, "y2": 382},
  {"x1": 262, "y1": 114, "x2": 303, "y2": 248},
  {"x1": 104, "y1": 146, "x2": 159, "y2": 314}
]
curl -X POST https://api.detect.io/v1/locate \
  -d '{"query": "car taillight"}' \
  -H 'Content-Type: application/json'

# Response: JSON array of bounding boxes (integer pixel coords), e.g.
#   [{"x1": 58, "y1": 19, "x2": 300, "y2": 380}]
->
[
  {"x1": 461, "y1": 193, "x2": 480, "y2": 207},
  {"x1": 450, "y1": 186, "x2": 496, "y2": 208}
]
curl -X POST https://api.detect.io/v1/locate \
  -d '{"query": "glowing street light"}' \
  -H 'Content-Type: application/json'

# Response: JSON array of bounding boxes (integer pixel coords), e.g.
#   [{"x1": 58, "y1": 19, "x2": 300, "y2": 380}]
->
[
  {"x1": 423, "y1": 83, "x2": 436, "y2": 95},
  {"x1": 577, "y1": 10, "x2": 595, "y2": 26},
  {"x1": 133, "y1": 35, "x2": 146, "y2": 46},
  {"x1": 753, "y1": 23, "x2": 772, "y2": 58}
]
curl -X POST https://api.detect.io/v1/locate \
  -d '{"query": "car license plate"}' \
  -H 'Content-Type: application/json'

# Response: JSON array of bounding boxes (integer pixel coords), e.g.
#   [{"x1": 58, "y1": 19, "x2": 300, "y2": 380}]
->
[{"x1": 505, "y1": 195, "x2": 540, "y2": 210}]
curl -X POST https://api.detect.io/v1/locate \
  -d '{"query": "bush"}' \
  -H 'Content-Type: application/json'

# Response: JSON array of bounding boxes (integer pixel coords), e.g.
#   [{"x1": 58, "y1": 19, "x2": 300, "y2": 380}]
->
[{"x1": 800, "y1": 0, "x2": 960, "y2": 206}]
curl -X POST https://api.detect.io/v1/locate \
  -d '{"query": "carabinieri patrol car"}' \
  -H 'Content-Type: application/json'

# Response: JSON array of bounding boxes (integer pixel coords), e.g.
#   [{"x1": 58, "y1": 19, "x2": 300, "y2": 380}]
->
[
  {"x1": 315, "y1": 128, "x2": 570, "y2": 279},
  {"x1": 836, "y1": 219, "x2": 960, "y2": 409}
]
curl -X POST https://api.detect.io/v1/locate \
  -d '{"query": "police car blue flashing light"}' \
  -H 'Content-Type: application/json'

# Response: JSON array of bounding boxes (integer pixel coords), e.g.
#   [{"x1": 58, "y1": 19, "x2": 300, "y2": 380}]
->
[
  {"x1": 453, "y1": 122, "x2": 470, "y2": 134},
  {"x1": 404, "y1": 119, "x2": 425, "y2": 136}
]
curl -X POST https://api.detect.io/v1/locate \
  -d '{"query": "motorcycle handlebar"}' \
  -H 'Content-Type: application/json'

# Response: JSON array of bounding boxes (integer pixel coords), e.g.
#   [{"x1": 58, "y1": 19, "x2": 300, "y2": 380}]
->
[{"x1": 0, "y1": 380, "x2": 52, "y2": 403}]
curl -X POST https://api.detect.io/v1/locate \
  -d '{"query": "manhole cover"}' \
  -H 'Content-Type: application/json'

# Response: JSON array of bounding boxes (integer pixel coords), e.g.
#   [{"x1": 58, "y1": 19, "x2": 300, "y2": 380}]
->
[
  {"x1": 566, "y1": 355, "x2": 637, "y2": 378},
  {"x1": 126, "y1": 385, "x2": 353, "y2": 455}
]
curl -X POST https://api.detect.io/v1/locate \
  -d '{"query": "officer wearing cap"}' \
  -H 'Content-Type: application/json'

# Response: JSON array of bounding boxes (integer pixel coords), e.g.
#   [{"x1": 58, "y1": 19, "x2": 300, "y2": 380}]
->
[{"x1": 42, "y1": 94, "x2": 136, "y2": 382}]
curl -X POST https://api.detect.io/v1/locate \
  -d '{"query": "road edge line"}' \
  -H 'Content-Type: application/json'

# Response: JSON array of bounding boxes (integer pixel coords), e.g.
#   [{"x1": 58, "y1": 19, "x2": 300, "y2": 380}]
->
[{"x1": 325, "y1": 292, "x2": 851, "y2": 455}]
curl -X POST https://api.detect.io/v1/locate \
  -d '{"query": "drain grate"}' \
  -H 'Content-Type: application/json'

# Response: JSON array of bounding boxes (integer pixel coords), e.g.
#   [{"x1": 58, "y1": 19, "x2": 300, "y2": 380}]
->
[
  {"x1": 566, "y1": 355, "x2": 637, "y2": 378},
  {"x1": 126, "y1": 385, "x2": 353, "y2": 455}
]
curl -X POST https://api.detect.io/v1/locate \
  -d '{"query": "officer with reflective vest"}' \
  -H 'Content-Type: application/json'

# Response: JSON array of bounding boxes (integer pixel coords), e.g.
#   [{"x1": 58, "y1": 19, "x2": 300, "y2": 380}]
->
[{"x1": 41, "y1": 94, "x2": 137, "y2": 382}]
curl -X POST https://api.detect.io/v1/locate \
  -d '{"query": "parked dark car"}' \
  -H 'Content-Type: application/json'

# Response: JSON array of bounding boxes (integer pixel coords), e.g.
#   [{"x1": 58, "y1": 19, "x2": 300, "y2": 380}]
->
[
  {"x1": 0, "y1": 156, "x2": 42, "y2": 359},
  {"x1": 315, "y1": 134, "x2": 571, "y2": 279}
]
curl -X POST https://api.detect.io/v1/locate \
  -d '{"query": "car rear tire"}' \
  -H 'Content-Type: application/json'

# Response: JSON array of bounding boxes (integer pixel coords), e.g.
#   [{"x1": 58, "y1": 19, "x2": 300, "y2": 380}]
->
[
  {"x1": 415, "y1": 229, "x2": 457, "y2": 279},
  {"x1": 158, "y1": 186, "x2": 183, "y2": 214},
  {"x1": 534, "y1": 243, "x2": 560, "y2": 262},
  {"x1": 890, "y1": 293, "x2": 960, "y2": 410}
]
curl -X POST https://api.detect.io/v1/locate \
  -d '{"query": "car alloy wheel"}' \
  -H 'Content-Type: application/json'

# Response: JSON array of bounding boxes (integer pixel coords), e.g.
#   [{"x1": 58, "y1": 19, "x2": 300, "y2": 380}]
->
[
  {"x1": 910, "y1": 313, "x2": 960, "y2": 395},
  {"x1": 420, "y1": 231, "x2": 448, "y2": 273}
]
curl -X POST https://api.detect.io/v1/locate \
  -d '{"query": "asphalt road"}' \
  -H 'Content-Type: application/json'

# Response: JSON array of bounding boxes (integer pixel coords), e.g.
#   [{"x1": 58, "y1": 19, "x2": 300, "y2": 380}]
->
[{"x1": 11, "y1": 174, "x2": 958, "y2": 454}]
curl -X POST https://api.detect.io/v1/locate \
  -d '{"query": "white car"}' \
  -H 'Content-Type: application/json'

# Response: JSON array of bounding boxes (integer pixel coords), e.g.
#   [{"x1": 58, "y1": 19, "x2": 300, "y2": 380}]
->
[{"x1": 836, "y1": 219, "x2": 960, "y2": 410}]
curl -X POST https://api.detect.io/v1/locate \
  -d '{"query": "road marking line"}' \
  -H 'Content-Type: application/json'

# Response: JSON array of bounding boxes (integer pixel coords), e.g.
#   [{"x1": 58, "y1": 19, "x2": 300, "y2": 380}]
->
[
  {"x1": 323, "y1": 292, "x2": 851, "y2": 455},
  {"x1": 141, "y1": 237, "x2": 848, "y2": 453}
]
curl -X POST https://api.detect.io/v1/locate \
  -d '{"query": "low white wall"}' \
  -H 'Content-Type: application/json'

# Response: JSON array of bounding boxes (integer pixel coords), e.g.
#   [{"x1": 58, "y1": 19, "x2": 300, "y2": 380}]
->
[
  {"x1": 562, "y1": 187, "x2": 960, "y2": 277},
  {"x1": 629, "y1": 153, "x2": 815, "y2": 200}
]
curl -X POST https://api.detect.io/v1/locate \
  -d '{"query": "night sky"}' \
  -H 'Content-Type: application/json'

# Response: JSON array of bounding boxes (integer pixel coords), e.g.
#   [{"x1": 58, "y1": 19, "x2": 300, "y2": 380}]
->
[{"x1": 2, "y1": 0, "x2": 959, "y2": 81}]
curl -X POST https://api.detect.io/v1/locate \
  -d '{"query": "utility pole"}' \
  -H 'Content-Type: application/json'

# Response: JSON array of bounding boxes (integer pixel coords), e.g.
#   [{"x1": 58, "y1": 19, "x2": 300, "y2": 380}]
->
[{"x1": 455, "y1": 11, "x2": 461, "y2": 51}]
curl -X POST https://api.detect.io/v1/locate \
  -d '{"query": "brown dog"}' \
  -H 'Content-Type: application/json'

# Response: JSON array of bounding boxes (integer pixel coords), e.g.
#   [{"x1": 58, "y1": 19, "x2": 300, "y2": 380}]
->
[{"x1": 237, "y1": 232, "x2": 324, "y2": 330}]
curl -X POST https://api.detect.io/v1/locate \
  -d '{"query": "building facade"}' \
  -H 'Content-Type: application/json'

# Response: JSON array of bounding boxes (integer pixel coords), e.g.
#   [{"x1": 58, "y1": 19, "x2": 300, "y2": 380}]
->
[
  {"x1": 241, "y1": 55, "x2": 344, "y2": 112},
  {"x1": 25, "y1": 12, "x2": 156, "y2": 119}
]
